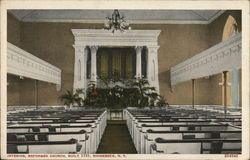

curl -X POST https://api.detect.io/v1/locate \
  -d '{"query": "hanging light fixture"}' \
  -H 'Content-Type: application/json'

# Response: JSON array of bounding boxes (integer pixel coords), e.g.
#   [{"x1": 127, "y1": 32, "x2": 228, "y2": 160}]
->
[{"x1": 104, "y1": 9, "x2": 131, "y2": 33}]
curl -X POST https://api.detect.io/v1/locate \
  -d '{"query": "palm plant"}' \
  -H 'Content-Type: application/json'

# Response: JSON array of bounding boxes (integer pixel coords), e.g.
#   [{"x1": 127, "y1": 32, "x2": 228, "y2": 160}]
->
[
  {"x1": 127, "y1": 78, "x2": 162, "y2": 107},
  {"x1": 59, "y1": 88, "x2": 84, "y2": 108}
]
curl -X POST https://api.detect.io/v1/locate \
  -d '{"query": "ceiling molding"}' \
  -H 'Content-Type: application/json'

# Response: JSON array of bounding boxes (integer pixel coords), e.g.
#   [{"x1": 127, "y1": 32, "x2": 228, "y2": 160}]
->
[
  {"x1": 8, "y1": 10, "x2": 226, "y2": 24},
  {"x1": 207, "y1": 10, "x2": 226, "y2": 24},
  {"x1": 191, "y1": 11, "x2": 209, "y2": 21}
]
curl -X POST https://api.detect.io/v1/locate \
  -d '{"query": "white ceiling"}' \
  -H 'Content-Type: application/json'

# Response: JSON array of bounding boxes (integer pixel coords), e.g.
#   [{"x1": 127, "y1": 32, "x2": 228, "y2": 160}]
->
[{"x1": 8, "y1": 10, "x2": 225, "y2": 24}]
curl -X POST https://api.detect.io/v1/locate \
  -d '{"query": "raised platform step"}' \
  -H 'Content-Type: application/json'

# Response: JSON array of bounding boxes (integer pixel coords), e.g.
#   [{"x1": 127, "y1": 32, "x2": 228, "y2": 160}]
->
[{"x1": 107, "y1": 120, "x2": 126, "y2": 125}]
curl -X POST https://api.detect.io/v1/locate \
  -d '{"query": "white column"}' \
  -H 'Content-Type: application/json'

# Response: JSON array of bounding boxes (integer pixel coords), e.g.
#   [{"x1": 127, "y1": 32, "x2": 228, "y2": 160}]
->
[
  {"x1": 73, "y1": 45, "x2": 87, "y2": 95},
  {"x1": 83, "y1": 47, "x2": 89, "y2": 91},
  {"x1": 135, "y1": 46, "x2": 143, "y2": 78},
  {"x1": 90, "y1": 46, "x2": 98, "y2": 82},
  {"x1": 231, "y1": 69, "x2": 239, "y2": 107},
  {"x1": 147, "y1": 46, "x2": 160, "y2": 92}
]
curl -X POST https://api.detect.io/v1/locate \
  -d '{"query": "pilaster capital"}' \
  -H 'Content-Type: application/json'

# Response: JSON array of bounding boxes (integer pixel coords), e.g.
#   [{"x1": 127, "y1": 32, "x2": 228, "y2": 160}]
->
[
  {"x1": 73, "y1": 45, "x2": 87, "y2": 53},
  {"x1": 90, "y1": 46, "x2": 99, "y2": 53},
  {"x1": 135, "y1": 46, "x2": 143, "y2": 53},
  {"x1": 147, "y1": 45, "x2": 160, "y2": 54}
]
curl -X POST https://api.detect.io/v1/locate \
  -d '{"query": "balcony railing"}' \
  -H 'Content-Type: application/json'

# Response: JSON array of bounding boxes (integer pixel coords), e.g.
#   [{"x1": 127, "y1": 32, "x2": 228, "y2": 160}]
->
[{"x1": 170, "y1": 33, "x2": 241, "y2": 86}]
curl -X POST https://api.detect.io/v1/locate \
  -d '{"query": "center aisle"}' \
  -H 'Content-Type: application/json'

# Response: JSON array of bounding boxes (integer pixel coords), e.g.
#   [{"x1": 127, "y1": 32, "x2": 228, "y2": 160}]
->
[{"x1": 96, "y1": 120, "x2": 137, "y2": 154}]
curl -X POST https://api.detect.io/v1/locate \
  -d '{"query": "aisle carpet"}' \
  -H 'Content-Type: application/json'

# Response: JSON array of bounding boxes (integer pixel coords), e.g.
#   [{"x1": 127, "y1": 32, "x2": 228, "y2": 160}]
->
[{"x1": 96, "y1": 120, "x2": 137, "y2": 154}]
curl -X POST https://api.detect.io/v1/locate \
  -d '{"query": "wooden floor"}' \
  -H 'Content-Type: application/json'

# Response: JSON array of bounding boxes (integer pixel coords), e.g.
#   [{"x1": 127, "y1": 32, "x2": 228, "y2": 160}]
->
[{"x1": 96, "y1": 120, "x2": 137, "y2": 154}]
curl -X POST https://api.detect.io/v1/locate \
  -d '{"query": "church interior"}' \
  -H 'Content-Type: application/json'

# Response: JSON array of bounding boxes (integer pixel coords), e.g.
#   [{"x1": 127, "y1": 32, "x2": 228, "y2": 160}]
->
[{"x1": 6, "y1": 9, "x2": 242, "y2": 155}]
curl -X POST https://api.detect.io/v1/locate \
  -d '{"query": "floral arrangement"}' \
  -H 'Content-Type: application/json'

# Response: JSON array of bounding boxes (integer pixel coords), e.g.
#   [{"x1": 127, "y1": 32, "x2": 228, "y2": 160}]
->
[
  {"x1": 59, "y1": 73, "x2": 168, "y2": 109},
  {"x1": 83, "y1": 77, "x2": 168, "y2": 109}
]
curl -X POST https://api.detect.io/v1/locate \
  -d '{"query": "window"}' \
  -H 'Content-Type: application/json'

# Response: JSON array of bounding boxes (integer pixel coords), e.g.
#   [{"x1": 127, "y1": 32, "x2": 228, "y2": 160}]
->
[
  {"x1": 222, "y1": 15, "x2": 239, "y2": 41},
  {"x1": 97, "y1": 47, "x2": 136, "y2": 79}
]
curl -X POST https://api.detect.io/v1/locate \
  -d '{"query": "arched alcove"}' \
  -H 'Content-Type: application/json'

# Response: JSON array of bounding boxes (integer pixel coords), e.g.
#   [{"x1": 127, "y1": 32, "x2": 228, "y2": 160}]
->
[{"x1": 222, "y1": 15, "x2": 239, "y2": 41}]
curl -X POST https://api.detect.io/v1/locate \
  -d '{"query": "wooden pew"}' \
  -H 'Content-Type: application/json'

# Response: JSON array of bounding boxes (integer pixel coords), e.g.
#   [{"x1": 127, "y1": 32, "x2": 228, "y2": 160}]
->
[
  {"x1": 138, "y1": 123, "x2": 233, "y2": 154},
  {"x1": 151, "y1": 138, "x2": 241, "y2": 154},
  {"x1": 125, "y1": 108, "x2": 242, "y2": 154},
  {"x1": 7, "y1": 139, "x2": 78, "y2": 154},
  {"x1": 7, "y1": 130, "x2": 87, "y2": 153},
  {"x1": 143, "y1": 130, "x2": 241, "y2": 154},
  {"x1": 8, "y1": 125, "x2": 94, "y2": 153},
  {"x1": 7, "y1": 111, "x2": 107, "y2": 154},
  {"x1": 132, "y1": 120, "x2": 222, "y2": 152},
  {"x1": 126, "y1": 109, "x2": 241, "y2": 153},
  {"x1": 7, "y1": 108, "x2": 107, "y2": 154},
  {"x1": 7, "y1": 124, "x2": 101, "y2": 153}
]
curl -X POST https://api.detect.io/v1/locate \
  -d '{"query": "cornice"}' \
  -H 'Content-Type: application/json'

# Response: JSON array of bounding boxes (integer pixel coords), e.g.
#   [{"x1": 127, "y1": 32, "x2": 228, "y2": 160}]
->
[
  {"x1": 72, "y1": 29, "x2": 161, "y2": 47},
  {"x1": 7, "y1": 42, "x2": 62, "y2": 86},
  {"x1": 170, "y1": 33, "x2": 241, "y2": 86}
]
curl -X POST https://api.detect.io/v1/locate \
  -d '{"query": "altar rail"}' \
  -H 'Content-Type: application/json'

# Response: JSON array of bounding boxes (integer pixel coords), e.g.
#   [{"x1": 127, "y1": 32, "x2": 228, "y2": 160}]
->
[{"x1": 170, "y1": 33, "x2": 241, "y2": 86}]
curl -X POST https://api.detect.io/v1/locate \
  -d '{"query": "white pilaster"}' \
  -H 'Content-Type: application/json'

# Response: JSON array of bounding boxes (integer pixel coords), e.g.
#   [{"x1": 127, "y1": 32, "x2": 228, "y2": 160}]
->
[
  {"x1": 73, "y1": 45, "x2": 86, "y2": 94},
  {"x1": 147, "y1": 46, "x2": 160, "y2": 92},
  {"x1": 90, "y1": 46, "x2": 98, "y2": 82},
  {"x1": 135, "y1": 46, "x2": 143, "y2": 78}
]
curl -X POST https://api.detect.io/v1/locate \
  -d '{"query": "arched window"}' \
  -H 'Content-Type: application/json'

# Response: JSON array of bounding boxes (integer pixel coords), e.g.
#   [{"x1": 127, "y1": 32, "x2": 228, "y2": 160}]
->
[
  {"x1": 221, "y1": 15, "x2": 240, "y2": 107},
  {"x1": 222, "y1": 15, "x2": 239, "y2": 41}
]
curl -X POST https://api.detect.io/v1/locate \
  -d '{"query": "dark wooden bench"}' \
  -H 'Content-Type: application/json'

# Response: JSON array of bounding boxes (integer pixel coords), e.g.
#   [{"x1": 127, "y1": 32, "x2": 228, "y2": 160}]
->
[
  {"x1": 143, "y1": 130, "x2": 241, "y2": 154},
  {"x1": 7, "y1": 130, "x2": 87, "y2": 153},
  {"x1": 7, "y1": 139, "x2": 78, "y2": 154},
  {"x1": 152, "y1": 138, "x2": 241, "y2": 154}
]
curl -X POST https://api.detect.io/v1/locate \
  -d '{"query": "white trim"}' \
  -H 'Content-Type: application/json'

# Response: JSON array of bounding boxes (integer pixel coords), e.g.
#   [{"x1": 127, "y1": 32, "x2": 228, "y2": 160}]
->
[
  {"x1": 7, "y1": 42, "x2": 62, "y2": 86},
  {"x1": 135, "y1": 46, "x2": 143, "y2": 78},
  {"x1": 170, "y1": 33, "x2": 241, "y2": 86},
  {"x1": 16, "y1": 19, "x2": 216, "y2": 24},
  {"x1": 72, "y1": 29, "x2": 161, "y2": 47}
]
